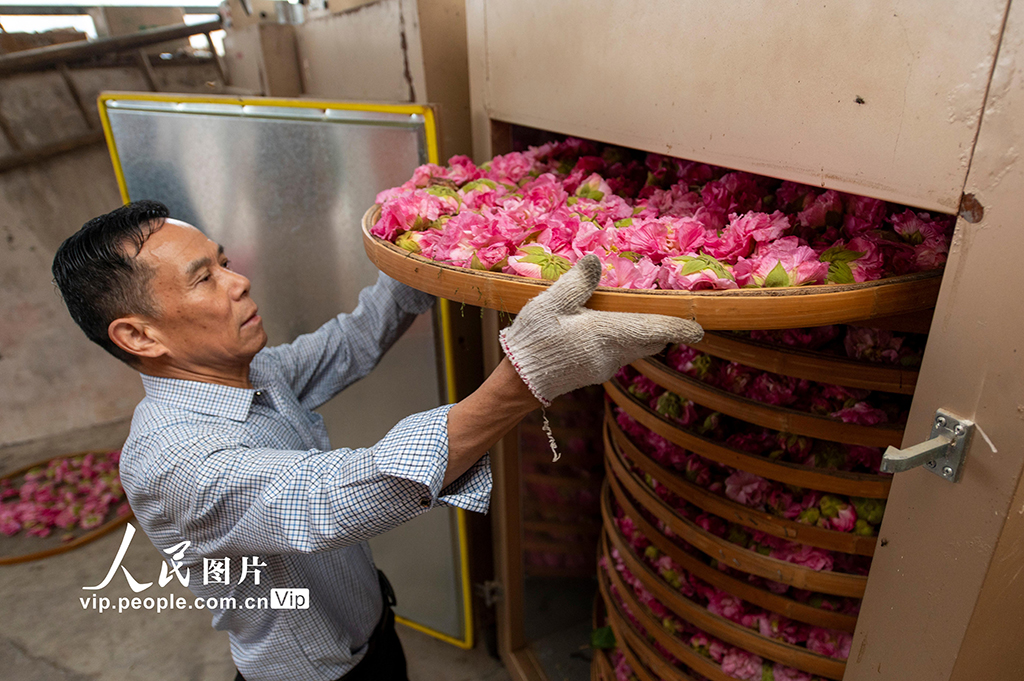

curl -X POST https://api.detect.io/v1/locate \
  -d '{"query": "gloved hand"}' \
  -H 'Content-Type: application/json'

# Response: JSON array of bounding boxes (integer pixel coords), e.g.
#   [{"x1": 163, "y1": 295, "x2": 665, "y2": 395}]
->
[{"x1": 499, "y1": 254, "x2": 704, "y2": 406}]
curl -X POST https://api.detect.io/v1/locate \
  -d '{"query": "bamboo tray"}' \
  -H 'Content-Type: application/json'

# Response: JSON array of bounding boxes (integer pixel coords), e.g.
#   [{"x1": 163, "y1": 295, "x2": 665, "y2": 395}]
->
[
  {"x1": 601, "y1": 560, "x2": 736, "y2": 681},
  {"x1": 362, "y1": 205, "x2": 943, "y2": 330},
  {"x1": 631, "y1": 359, "x2": 906, "y2": 448},
  {"x1": 0, "y1": 451, "x2": 133, "y2": 566},
  {"x1": 606, "y1": 412, "x2": 877, "y2": 557},
  {"x1": 601, "y1": 479, "x2": 859, "y2": 632},
  {"x1": 600, "y1": 532, "x2": 846, "y2": 680},
  {"x1": 604, "y1": 386, "x2": 892, "y2": 499},
  {"x1": 691, "y1": 332, "x2": 919, "y2": 395},
  {"x1": 604, "y1": 429, "x2": 869, "y2": 598}
]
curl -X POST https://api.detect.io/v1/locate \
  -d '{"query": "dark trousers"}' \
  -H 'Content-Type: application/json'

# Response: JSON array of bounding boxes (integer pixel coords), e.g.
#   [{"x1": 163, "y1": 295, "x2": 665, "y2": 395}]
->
[{"x1": 234, "y1": 571, "x2": 407, "y2": 681}]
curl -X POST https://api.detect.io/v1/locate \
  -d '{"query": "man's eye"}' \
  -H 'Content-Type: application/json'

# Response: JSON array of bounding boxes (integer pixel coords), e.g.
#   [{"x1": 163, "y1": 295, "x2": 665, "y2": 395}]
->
[
  {"x1": 200, "y1": 273, "x2": 212, "y2": 283},
  {"x1": 222, "y1": 259, "x2": 232, "y2": 270}
]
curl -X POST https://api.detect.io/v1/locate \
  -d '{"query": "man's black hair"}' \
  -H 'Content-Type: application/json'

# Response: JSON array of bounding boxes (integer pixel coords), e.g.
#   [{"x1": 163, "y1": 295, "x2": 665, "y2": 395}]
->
[{"x1": 52, "y1": 200, "x2": 170, "y2": 366}]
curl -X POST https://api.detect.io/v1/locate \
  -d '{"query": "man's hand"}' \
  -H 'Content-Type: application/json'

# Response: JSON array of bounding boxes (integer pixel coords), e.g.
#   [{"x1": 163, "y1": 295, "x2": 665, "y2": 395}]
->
[{"x1": 499, "y1": 254, "x2": 704, "y2": 406}]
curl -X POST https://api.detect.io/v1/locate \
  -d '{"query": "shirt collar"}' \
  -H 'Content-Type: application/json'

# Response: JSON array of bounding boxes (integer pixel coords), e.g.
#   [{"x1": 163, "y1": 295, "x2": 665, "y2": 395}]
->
[{"x1": 140, "y1": 373, "x2": 258, "y2": 422}]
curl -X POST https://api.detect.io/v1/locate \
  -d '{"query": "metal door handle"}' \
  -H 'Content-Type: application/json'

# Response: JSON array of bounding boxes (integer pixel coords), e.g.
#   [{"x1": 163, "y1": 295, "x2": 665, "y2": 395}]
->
[{"x1": 880, "y1": 409, "x2": 974, "y2": 482}]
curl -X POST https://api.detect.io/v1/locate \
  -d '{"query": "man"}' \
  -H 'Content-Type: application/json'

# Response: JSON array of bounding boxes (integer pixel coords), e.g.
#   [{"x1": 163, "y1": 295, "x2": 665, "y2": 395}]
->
[{"x1": 52, "y1": 201, "x2": 702, "y2": 681}]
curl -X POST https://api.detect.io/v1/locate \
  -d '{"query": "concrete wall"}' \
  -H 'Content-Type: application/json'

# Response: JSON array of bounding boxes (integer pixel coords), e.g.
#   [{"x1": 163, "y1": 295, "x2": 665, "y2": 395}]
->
[
  {"x1": 0, "y1": 145, "x2": 141, "y2": 470},
  {"x1": 0, "y1": 62, "x2": 224, "y2": 472}
]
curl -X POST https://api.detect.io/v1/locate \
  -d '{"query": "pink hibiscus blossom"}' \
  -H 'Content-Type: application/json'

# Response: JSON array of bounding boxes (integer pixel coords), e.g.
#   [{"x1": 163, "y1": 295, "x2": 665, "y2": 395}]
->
[
  {"x1": 720, "y1": 648, "x2": 764, "y2": 680},
  {"x1": 659, "y1": 254, "x2": 738, "y2": 290},
  {"x1": 724, "y1": 471, "x2": 770, "y2": 508},
  {"x1": 733, "y1": 236, "x2": 828, "y2": 287}
]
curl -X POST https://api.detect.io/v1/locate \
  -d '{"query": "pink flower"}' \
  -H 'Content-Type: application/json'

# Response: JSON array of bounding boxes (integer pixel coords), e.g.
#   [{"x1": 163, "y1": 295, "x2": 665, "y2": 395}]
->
[
  {"x1": 445, "y1": 155, "x2": 483, "y2": 185},
  {"x1": 831, "y1": 402, "x2": 888, "y2": 426},
  {"x1": 504, "y1": 245, "x2": 573, "y2": 280},
  {"x1": 484, "y1": 151, "x2": 535, "y2": 183},
  {"x1": 724, "y1": 471, "x2": 770, "y2": 508},
  {"x1": 744, "y1": 373, "x2": 800, "y2": 407},
  {"x1": 659, "y1": 254, "x2": 738, "y2": 290},
  {"x1": 776, "y1": 182, "x2": 817, "y2": 211},
  {"x1": 733, "y1": 237, "x2": 828, "y2": 287},
  {"x1": 373, "y1": 189, "x2": 459, "y2": 240},
  {"x1": 758, "y1": 613, "x2": 805, "y2": 644},
  {"x1": 520, "y1": 173, "x2": 569, "y2": 213},
  {"x1": 847, "y1": 446, "x2": 883, "y2": 471},
  {"x1": 773, "y1": 664, "x2": 813, "y2": 681},
  {"x1": 704, "y1": 212, "x2": 791, "y2": 264},
  {"x1": 844, "y1": 327, "x2": 903, "y2": 363},
  {"x1": 720, "y1": 648, "x2": 763, "y2": 680},
  {"x1": 806, "y1": 628, "x2": 853, "y2": 660},
  {"x1": 797, "y1": 189, "x2": 844, "y2": 228},
  {"x1": 890, "y1": 209, "x2": 948, "y2": 244},
  {"x1": 772, "y1": 544, "x2": 834, "y2": 572},
  {"x1": 819, "y1": 235, "x2": 885, "y2": 283},
  {"x1": 706, "y1": 590, "x2": 745, "y2": 623},
  {"x1": 828, "y1": 503, "x2": 858, "y2": 532}
]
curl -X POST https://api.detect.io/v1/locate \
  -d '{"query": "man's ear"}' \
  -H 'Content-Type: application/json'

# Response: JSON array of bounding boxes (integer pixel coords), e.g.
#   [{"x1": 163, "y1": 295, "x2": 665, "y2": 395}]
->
[{"x1": 109, "y1": 316, "x2": 167, "y2": 360}]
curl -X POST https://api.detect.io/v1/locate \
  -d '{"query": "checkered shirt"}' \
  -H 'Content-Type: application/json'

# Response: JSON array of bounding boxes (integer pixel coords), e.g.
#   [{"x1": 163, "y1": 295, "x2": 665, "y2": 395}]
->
[{"x1": 119, "y1": 273, "x2": 492, "y2": 681}]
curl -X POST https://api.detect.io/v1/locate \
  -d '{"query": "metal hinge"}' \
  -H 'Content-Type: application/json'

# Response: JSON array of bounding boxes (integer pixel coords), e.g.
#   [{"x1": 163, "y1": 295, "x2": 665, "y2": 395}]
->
[
  {"x1": 881, "y1": 409, "x2": 974, "y2": 482},
  {"x1": 474, "y1": 580, "x2": 503, "y2": 607}
]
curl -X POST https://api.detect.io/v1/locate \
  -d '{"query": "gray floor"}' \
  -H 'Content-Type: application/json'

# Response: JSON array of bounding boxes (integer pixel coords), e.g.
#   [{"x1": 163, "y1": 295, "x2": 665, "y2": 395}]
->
[
  {"x1": 523, "y1": 577, "x2": 597, "y2": 681},
  {"x1": 0, "y1": 528, "x2": 509, "y2": 681}
]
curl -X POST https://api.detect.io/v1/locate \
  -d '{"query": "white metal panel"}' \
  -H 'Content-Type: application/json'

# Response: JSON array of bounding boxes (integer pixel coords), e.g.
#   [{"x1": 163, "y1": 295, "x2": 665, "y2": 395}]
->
[{"x1": 474, "y1": 0, "x2": 1009, "y2": 213}]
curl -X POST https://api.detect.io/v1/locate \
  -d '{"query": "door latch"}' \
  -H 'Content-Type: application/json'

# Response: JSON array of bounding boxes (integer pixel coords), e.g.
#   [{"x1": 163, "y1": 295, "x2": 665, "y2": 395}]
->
[
  {"x1": 880, "y1": 409, "x2": 974, "y2": 482},
  {"x1": 474, "y1": 580, "x2": 503, "y2": 607}
]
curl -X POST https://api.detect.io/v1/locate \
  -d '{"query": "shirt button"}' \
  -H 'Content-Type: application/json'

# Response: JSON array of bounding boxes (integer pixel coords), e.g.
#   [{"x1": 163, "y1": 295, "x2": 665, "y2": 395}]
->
[
  {"x1": 419, "y1": 497, "x2": 431, "y2": 508},
  {"x1": 254, "y1": 390, "x2": 263, "y2": 397}
]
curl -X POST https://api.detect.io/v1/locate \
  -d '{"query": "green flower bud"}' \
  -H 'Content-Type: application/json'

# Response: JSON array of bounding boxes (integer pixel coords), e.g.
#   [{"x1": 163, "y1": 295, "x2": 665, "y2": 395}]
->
[
  {"x1": 798, "y1": 507, "x2": 821, "y2": 525},
  {"x1": 655, "y1": 392, "x2": 683, "y2": 420},
  {"x1": 854, "y1": 519, "x2": 876, "y2": 536}
]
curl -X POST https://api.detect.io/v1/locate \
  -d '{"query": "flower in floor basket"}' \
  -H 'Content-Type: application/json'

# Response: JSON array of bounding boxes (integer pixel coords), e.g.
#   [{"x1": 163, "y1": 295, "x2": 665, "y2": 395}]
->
[
  {"x1": 733, "y1": 236, "x2": 829, "y2": 287},
  {"x1": 720, "y1": 647, "x2": 764, "y2": 680}
]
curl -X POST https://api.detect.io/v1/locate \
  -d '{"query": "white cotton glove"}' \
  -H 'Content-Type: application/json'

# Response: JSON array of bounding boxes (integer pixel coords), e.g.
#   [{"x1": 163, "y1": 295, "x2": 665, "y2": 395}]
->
[{"x1": 499, "y1": 254, "x2": 705, "y2": 407}]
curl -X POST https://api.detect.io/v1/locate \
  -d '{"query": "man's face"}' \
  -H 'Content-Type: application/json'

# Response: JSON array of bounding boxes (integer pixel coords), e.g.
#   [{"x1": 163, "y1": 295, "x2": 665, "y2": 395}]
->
[{"x1": 136, "y1": 219, "x2": 267, "y2": 372}]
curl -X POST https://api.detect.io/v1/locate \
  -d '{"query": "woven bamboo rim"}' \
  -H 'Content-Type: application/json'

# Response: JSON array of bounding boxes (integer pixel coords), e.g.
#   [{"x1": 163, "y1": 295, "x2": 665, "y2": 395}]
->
[
  {"x1": 604, "y1": 427, "x2": 869, "y2": 598},
  {"x1": 599, "y1": 555, "x2": 739, "y2": 681},
  {"x1": 606, "y1": 411, "x2": 877, "y2": 556},
  {"x1": 362, "y1": 205, "x2": 943, "y2": 330},
  {"x1": 0, "y1": 450, "x2": 134, "y2": 566},
  {"x1": 604, "y1": 382, "x2": 891, "y2": 499},
  {"x1": 691, "y1": 332, "x2": 919, "y2": 395},
  {"x1": 632, "y1": 358, "x2": 906, "y2": 448},
  {"x1": 600, "y1": 530, "x2": 847, "y2": 679},
  {"x1": 601, "y1": 453, "x2": 859, "y2": 631},
  {"x1": 591, "y1": 647, "x2": 615, "y2": 681}
]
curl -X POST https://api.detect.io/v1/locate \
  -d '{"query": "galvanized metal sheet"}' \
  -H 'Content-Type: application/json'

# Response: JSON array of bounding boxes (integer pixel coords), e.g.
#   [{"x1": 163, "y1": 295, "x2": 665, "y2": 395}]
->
[{"x1": 106, "y1": 99, "x2": 465, "y2": 641}]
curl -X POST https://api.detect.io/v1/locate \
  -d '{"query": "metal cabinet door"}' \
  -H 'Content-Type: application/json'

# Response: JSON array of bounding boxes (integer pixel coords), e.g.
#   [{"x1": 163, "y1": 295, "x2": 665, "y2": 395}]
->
[{"x1": 100, "y1": 93, "x2": 473, "y2": 648}]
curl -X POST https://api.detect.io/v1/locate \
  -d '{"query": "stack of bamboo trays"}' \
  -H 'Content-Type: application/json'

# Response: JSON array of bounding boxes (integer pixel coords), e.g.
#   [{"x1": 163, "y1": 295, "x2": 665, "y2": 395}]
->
[{"x1": 595, "y1": 329, "x2": 920, "y2": 681}]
